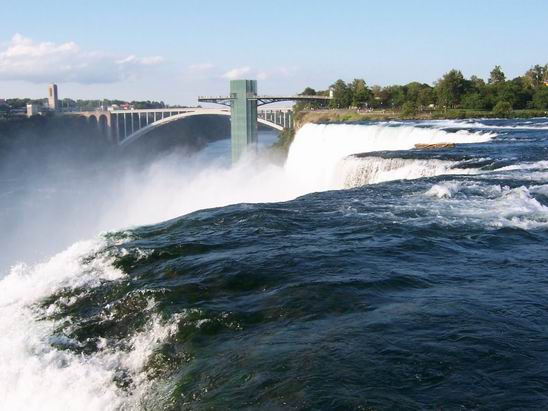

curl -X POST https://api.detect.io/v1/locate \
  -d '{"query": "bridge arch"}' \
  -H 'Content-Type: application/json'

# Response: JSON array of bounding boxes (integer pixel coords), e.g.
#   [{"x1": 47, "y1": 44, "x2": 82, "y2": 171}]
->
[
  {"x1": 118, "y1": 109, "x2": 283, "y2": 147},
  {"x1": 88, "y1": 115, "x2": 98, "y2": 128},
  {"x1": 98, "y1": 114, "x2": 108, "y2": 136}
]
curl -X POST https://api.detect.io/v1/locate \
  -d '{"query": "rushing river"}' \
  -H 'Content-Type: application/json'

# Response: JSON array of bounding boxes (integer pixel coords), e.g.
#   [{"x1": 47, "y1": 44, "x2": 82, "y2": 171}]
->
[{"x1": 1, "y1": 119, "x2": 547, "y2": 409}]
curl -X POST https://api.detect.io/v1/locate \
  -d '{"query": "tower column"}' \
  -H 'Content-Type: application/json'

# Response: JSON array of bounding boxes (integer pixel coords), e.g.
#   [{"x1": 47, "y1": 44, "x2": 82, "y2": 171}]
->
[{"x1": 230, "y1": 79, "x2": 258, "y2": 162}]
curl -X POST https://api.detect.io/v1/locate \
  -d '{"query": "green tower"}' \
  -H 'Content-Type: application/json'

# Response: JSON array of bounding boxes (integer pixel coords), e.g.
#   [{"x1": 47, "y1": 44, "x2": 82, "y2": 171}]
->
[{"x1": 230, "y1": 79, "x2": 258, "y2": 162}]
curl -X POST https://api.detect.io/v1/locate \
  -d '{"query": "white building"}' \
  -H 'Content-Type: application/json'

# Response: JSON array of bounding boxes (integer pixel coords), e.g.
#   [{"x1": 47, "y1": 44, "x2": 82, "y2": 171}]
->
[{"x1": 26, "y1": 103, "x2": 41, "y2": 117}]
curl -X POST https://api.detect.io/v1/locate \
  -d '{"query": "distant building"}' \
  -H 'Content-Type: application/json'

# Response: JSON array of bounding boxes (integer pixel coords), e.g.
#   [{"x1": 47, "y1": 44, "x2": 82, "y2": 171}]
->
[
  {"x1": 47, "y1": 83, "x2": 59, "y2": 111},
  {"x1": 27, "y1": 103, "x2": 41, "y2": 117}
]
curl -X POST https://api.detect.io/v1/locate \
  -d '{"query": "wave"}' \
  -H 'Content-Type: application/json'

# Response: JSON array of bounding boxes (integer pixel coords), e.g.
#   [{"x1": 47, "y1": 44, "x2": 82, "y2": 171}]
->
[
  {"x1": 0, "y1": 240, "x2": 126, "y2": 409},
  {"x1": 0, "y1": 237, "x2": 184, "y2": 410},
  {"x1": 406, "y1": 119, "x2": 548, "y2": 131},
  {"x1": 338, "y1": 157, "x2": 480, "y2": 188},
  {"x1": 424, "y1": 181, "x2": 548, "y2": 229},
  {"x1": 495, "y1": 160, "x2": 548, "y2": 172}
]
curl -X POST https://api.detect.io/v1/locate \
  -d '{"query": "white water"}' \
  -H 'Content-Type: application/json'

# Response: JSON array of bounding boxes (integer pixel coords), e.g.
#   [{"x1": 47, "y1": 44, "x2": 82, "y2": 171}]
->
[
  {"x1": 0, "y1": 123, "x2": 499, "y2": 410},
  {"x1": 386, "y1": 119, "x2": 548, "y2": 131},
  {"x1": 63, "y1": 123, "x2": 494, "y2": 233},
  {"x1": 285, "y1": 123, "x2": 493, "y2": 191},
  {"x1": 339, "y1": 157, "x2": 479, "y2": 187},
  {"x1": 424, "y1": 181, "x2": 548, "y2": 229}
]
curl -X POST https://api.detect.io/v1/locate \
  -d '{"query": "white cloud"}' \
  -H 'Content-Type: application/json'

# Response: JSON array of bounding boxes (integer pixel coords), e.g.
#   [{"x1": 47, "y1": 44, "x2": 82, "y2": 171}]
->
[
  {"x1": 277, "y1": 66, "x2": 298, "y2": 77},
  {"x1": 0, "y1": 34, "x2": 163, "y2": 84},
  {"x1": 222, "y1": 66, "x2": 251, "y2": 80},
  {"x1": 117, "y1": 55, "x2": 164, "y2": 66},
  {"x1": 256, "y1": 71, "x2": 269, "y2": 80},
  {"x1": 188, "y1": 63, "x2": 214, "y2": 72},
  {"x1": 220, "y1": 66, "x2": 297, "y2": 81}
]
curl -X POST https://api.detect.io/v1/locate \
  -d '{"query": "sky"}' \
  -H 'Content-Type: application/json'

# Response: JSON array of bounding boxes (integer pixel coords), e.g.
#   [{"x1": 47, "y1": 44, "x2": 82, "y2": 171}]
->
[{"x1": 1, "y1": 0, "x2": 547, "y2": 105}]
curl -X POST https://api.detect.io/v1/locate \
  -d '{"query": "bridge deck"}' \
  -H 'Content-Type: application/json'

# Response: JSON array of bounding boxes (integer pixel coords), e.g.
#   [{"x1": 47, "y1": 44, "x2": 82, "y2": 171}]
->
[
  {"x1": 109, "y1": 107, "x2": 203, "y2": 114},
  {"x1": 198, "y1": 95, "x2": 330, "y2": 103}
]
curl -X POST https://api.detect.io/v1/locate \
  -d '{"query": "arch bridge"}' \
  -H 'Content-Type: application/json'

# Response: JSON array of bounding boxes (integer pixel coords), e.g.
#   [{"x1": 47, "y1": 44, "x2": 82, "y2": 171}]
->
[
  {"x1": 70, "y1": 80, "x2": 331, "y2": 162},
  {"x1": 71, "y1": 106, "x2": 292, "y2": 147}
]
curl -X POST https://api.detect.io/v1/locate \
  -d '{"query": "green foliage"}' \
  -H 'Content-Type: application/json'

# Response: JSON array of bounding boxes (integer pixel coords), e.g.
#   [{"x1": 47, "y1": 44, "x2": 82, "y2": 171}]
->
[
  {"x1": 5, "y1": 98, "x2": 168, "y2": 111},
  {"x1": 532, "y1": 88, "x2": 548, "y2": 109},
  {"x1": 489, "y1": 65, "x2": 506, "y2": 84},
  {"x1": 329, "y1": 80, "x2": 353, "y2": 109},
  {"x1": 370, "y1": 85, "x2": 390, "y2": 108},
  {"x1": 294, "y1": 87, "x2": 327, "y2": 113},
  {"x1": 6, "y1": 98, "x2": 45, "y2": 109},
  {"x1": 405, "y1": 82, "x2": 434, "y2": 109},
  {"x1": 272, "y1": 128, "x2": 295, "y2": 155},
  {"x1": 497, "y1": 78, "x2": 532, "y2": 109},
  {"x1": 524, "y1": 64, "x2": 547, "y2": 89},
  {"x1": 350, "y1": 79, "x2": 372, "y2": 108},
  {"x1": 493, "y1": 101, "x2": 513, "y2": 117},
  {"x1": 401, "y1": 101, "x2": 417, "y2": 117},
  {"x1": 435, "y1": 69, "x2": 466, "y2": 109},
  {"x1": 295, "y1": 62, "x2": 547, "y2": 115},
  {"x1": 385, "y1": 85, "x2": 406, "y2": 108},
  {"x1": 461, "y1": 92, "x2": 488, "y2": 110}
]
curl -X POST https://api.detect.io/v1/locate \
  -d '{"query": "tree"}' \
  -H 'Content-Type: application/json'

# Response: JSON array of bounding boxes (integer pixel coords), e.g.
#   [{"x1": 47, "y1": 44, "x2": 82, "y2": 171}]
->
[
  {"x1": 417, "y1": 87, "x2": 435, "y2": 108},
  {"x1": 493, "y1": 101, "x2": 512, "y2": 117},
  {"x1": 405, "y1": 82, "x2": 434, "y2": 109},
  {"x1": 461, "y1": 92, "x2": 488, "y2": 110},
  {"x1": 294, "y1": 87, "x2": 321, "y2": 112},
  {"x1": 370, "y1": 85, "x2": 390, "y2": 108},
  {"x1": 6, "y1": 98, "x2": 31, "y2": 109},
  {"x1": 435, "y1": 69, "x2": 466, "y2": 108},
  {"x1": 301, "y1": 87, "x2": 317, "y2": 96},
  {"x1": 350, "y1": 79, "x2": 372, "y2": 108},
  {"x1": 524, "y1": 64, "x2": 547, "y2": 89},
  {"x1": 497, "y1": 77, "x2": 532, "y2": 109},
  {"x1": 489, "y1": 65, "x2": 506, "y2": 84},
  {"x1": 461, "y1": 75, "x2": 489, "y2": 109},
  {"x1": 385, "y1": 85, "x2": 406, "y2": 108},
  {"x1": 404, "y1": 82, "x2": 423, "y2": 104},
  {"x1": 469, "y1": 75, "x2": 486, "y2": 89},
  {"x1": 401, "y1": 101, "x2": 417, "y2": 116},
  {"x1": 532, "y1": 87, "x2": 548, "y2": 109},
  {"x1": 329, "y1": 80, "x2": 352, "y2": 109}
]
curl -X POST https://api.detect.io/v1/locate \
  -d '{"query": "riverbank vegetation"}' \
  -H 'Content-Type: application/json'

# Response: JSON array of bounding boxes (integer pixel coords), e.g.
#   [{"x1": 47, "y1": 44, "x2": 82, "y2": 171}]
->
[
  {"x1": 1, "y1": 98, "x2": 172, "y2": 114},
  {"x1": 295, "y1": 64, "x2": 548, "y2": 118},
  {"x1": 270, "y1": 64, "x2": 547, "y2": 156}
]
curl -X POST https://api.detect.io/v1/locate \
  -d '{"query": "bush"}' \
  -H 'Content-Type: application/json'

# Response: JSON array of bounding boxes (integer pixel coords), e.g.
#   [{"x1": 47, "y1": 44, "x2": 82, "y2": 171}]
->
[
  {"x1": 272, "y1": 128, "x2": 295, "y2": 155},
  {"x1": 492, "y1": 101, "x2": 513, "y2": 118},
  {"x1": 532, "y1": 88, "x2": 548, "y2": 109},
  {"x1": 401, "y1": 101, "x2": 417, "y2": 117}
]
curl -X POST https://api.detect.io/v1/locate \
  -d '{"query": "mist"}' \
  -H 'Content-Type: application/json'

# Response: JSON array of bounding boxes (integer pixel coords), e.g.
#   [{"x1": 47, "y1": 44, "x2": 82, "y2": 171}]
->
[
  {"x1": 0, "y1": 115, "x2": 280, "y2": 274},
  {"x1": 0, "y1": 119, "x2": 494, "y2": 276}
]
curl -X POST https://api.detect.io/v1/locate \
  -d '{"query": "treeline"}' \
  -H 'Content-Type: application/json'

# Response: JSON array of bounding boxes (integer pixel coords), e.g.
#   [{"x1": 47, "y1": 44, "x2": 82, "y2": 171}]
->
[
  {"x1": 297, "y1": 64, "x2": 548, "y2": 116},
  {"x1": 65, "y1": 99, "x2": 169, "y2": 110},
  {"x1": 3, "y1": 98, "x2": 170, "y2": 110}
]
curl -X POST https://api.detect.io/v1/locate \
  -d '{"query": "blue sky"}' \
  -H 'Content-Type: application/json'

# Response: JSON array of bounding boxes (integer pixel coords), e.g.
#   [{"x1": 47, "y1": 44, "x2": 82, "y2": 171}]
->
[{"x1": 1, "y1": 0, "x2": 546, "y2": 104}]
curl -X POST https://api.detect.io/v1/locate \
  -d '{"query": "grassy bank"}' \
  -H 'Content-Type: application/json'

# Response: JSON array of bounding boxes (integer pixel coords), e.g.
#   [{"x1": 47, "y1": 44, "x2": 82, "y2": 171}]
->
[{"x1": 296, "y1": 108, "x2": 548, "y2": 124}]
